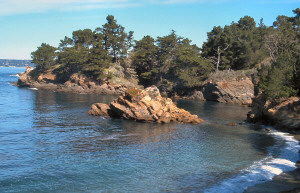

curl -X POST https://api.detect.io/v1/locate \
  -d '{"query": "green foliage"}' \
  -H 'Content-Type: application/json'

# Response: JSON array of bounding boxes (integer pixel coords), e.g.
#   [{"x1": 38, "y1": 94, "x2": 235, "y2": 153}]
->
[
  {"x1": 259, "y1": 52, "x2": 298, "y2": 100},
  {"x1": 132, "y1": 35, "x2": 158, "y2": 85},
  {"x1": 258, "y1": 9, "x2": 300, "y2": 100},
  {"x1": 29, "y1": 11, "x2": 299, "y2": 100},
  {"x1": 31, "y1": 43, "x2": 57, "y2": 73},
  {"x1": 100, "y1": 15, "x2": 132, "y2": 62},
  {"x1": 202, "y1": 16, "x2": 269, "y2": 70},
  {"x1": 72, "y1": 29, "x2": 94, "y2": 50},
  {"x1": 55, "y1": 47, "x2": 88, "y2": 82},
  {"x1": 132, "y1": 31, "x2": 214, "y2": 89},
  {"x1": 82, "y1": 44, "x2": 112, "y2": 81}
]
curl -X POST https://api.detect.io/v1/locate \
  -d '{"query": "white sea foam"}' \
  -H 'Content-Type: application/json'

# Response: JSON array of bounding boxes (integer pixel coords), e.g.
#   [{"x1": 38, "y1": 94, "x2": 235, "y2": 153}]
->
[
  {"x1": 204, "y1": 127, "x2": 300, "y2": 193},
  {"x1": 9, "y1": 74, "x2": 20, "y2": 77},
  {"x1": 100, "y1": 134, "x2": 121, "y2": 140},
  {"x1": 29, "y1": 88, "x2": 38, "y2": 90}
]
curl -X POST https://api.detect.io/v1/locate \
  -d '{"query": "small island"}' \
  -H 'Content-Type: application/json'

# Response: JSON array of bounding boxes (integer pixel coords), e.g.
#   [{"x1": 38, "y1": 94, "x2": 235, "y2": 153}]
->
[{"x1": 88, "y1": 86, "x2": 203, "y2": 124}]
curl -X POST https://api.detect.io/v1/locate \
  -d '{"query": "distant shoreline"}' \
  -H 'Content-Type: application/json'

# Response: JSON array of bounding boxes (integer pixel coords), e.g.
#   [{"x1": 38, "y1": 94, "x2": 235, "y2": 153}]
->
[{"x1": 0, "y1": 66, "x2": 27, "y2": 68}]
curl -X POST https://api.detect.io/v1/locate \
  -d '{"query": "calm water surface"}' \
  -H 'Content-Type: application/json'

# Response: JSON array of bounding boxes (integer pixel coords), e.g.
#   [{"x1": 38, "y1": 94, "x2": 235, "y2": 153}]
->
[{"x1": 0, "y1": 67, "x2": 288, "y2": 192}]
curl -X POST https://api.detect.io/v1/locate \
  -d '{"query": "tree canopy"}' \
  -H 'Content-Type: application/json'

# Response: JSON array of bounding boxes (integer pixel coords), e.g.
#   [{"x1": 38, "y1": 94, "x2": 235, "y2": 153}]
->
[{"x1": 30, "y1": 9, "x2": 300, "y2": 100}]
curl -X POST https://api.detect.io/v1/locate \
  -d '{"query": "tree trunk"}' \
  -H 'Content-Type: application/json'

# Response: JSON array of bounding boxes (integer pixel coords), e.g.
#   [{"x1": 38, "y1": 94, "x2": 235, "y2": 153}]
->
[{"x1": 216, "y1": 46, "x2": 220, "y2": 73}]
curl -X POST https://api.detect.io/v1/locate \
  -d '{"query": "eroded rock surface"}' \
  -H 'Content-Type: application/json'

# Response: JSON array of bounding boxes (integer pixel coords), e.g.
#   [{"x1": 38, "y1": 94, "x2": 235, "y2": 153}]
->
[
  {"x1": 185, "y1": 71, "x2": 255, "y2": 106},
  {"x1": 88, "y1": 86, "x2": 203, "y2": 124},
  {"x1": 17, "y1": 67, "x2": 138, "y2": 95},
  {"x1": 247, "y1": 96, "x2": 300, "y2": 130}
]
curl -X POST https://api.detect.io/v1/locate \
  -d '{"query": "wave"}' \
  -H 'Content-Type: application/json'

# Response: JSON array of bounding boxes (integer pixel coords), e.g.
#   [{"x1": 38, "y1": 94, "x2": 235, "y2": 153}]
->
[
  {"x1": 9, "y1": 74, "x2": 20, "y2": 77},
  {"x1": 99, "y1": 133, "x2": 138, "y2": 141},
  {"x1": 204, "y1": 127, "x2": 300, "y2": 193},
  {"x1": 28, "y1": 88, "x2": 38, "y2": 90}
]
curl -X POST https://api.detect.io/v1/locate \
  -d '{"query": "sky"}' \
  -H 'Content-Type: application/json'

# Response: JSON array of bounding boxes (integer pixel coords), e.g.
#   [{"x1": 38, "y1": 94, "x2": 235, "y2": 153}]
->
[{"x1": 0, "y1": 0, "x2": 299, "y2": 59}]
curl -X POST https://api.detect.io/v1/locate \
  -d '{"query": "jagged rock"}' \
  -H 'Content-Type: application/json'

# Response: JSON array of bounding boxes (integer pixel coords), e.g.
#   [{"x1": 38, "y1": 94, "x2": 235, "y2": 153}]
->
[
  {"x1": 88, "y1": 103, "x2": 111, "y2": 117},
  {"x1": 247, "y1": 96, "x2": 300, "y2": 130},
  {"x1": 17, "y1": 68, "x2": 138, "y2": 95},
  {"x1": 17, "y1": 66, "x2": 34, "y2": 86},
  {"x1": 89, "y1": 86, "x2": 203, "y2": 124}
]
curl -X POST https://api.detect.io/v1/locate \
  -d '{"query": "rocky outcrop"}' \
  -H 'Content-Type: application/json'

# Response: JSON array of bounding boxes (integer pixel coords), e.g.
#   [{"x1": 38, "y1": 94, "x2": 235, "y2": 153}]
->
[
  {"x1": 17, "y1": 66, "x2": 35, "y2": 87},
  {"x1": 88, "y1": 86, "x2": 203, "y2": 124},
  {"x1": 185, "y1": 71, "x2": 255, "y2": 106},
  {"x1": 247, "y1": 96, "x2": 300, "y2": 130},
  {"x1": 17, "y1": 67, "x2": 139, "y2": 95}
]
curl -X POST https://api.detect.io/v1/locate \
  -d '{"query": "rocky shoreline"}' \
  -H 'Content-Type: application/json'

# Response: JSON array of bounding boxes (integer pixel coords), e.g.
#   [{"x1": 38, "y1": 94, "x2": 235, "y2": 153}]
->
[
  {"x1": 17, "y1": 66, "x2": 138, "y2": 95},
  {"x1": 246, "y1": 97, "x2": 300, "y2": 193},
  {"x1": 15, "y1": 66, "x2": 300, "y2": 191},
  {"x1": 247, "y1": 96, "x2": 300, "y2": 131},
  {"x1": 245, "y1": 134, "x2": 300, "y2": 193},
  {"x1": 17, "y1": 67, "x2": 257, "y2": 106}
]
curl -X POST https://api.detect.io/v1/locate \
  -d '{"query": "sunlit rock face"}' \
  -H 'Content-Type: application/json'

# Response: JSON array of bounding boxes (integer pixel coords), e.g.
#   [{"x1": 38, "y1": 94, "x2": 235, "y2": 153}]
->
[
  {"x1": 17, "y1": 67, "x2": 138, "y2": 95},
  {"x1": 185, "y1": 71, "x2": 255, "y2": 106},
  {"x1": 247, "y1": 96, "x2": 300, "y2": 130},
  {"x1": 89, "y1": 86, "x2": 203, "y2": 124}
]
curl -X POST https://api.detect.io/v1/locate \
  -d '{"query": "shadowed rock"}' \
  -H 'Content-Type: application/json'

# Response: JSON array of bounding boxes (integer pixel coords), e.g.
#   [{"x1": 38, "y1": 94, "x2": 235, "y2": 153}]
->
[
  {"x1": 88, "y1": 86, "x2": 203, "y2": 124},
  {"x1": 247, "y1": 96, "x2": 300, "y2": 130}
]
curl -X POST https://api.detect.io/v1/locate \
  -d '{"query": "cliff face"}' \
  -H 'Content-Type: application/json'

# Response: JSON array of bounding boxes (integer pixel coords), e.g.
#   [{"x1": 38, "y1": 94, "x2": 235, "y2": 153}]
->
[
  {"x1": 247, "y1": 96, "x2": 300, "y2": 131},
  {"x1": 186, "y1": 71, "x2": 256, "y2": 106},
  {"x1": 88, "y1": 86, "x2": 203, "y2": 124},
  {"x1": 17, "y1": 66, "x2": 139, "y2": 95}
]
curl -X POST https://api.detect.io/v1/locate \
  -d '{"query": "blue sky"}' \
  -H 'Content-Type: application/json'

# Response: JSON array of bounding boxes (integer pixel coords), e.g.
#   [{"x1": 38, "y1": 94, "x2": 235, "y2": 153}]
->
[{"x1": 0, "y1": 0, "x2": 299, "y2": 59}]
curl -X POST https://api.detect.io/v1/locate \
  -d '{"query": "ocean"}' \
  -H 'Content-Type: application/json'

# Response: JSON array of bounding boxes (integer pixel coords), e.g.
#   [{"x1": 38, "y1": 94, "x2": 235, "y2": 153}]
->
[{"x1": 0, "y1": 67, "x2": 299, "y2": 193}]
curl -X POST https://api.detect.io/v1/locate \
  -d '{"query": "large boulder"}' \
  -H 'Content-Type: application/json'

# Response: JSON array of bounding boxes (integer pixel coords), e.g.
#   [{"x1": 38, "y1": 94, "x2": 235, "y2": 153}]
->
[
  {"x1": 17, "y1": 66, "x2": 34, "y2": 86},
  {"x1": 88, "y1": 86, "x2": 203, "y2": 124},
  {"x1": 185, "y1": 71, "x2": 255, "y2": 106},
  {"x1": 247, "y1": 96, "x2": 300, "y2": 130}
]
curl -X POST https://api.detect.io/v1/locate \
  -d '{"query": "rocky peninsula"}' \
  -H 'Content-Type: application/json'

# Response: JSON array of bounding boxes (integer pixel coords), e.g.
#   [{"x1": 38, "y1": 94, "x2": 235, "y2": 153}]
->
[
  {"x1": 247, "y1": 96, "x2": 300, "y2": 131},
  {"x1": 88, "y1": 86, "x2": 203, "y2": 124},
  {"x1": 17, "y1": 66, "x2": 139, "y2": 95}
]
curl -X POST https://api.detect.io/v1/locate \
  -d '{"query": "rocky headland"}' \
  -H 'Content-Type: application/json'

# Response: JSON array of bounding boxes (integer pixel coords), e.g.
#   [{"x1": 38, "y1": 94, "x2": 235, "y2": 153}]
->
[
  {"x1": 17, "y1": 66, "x2": 139, "y2": 95},
  {"x1": 88, "y1": 86, "x2": 203, "y2": 124},
  {"x1": 247, "y1": 96, "x2": 300, "y2": 131}
]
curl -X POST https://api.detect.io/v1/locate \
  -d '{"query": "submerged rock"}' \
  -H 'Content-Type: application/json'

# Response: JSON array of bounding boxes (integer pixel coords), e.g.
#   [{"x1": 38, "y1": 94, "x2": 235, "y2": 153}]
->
[{"x1": 89, "y1": 86, "x2": 203, "y2": 124}]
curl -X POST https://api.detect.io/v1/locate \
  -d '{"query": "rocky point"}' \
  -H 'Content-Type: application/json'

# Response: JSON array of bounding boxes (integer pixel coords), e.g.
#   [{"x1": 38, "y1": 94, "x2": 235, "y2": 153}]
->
[{"x1": 247, "y1": 96, "x2": 300, "y2": 130}]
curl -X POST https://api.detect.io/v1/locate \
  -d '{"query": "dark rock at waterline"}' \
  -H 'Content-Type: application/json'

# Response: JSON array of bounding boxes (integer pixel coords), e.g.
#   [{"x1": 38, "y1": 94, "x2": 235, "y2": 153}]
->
[
  {"x1": 247, "y1": 96, "x2": 300, "y2": 130},
  {"x1": 88, "y1": 86, "x2": 203, "y2": 124}
]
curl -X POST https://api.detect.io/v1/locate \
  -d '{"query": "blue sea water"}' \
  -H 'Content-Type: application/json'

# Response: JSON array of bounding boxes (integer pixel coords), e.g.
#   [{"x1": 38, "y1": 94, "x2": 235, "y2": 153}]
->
[{"x1": 0, "y1": 67, "x2": 299, "y2": 193}]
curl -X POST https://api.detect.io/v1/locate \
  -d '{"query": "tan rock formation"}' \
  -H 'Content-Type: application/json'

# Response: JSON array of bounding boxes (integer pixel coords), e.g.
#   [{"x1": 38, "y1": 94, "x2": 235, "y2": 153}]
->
[
  {"x1": 247, "y1": 96, "x2": 300, "y2": 130},
  {"x1": 17, "y1": 68, "x2": 138, "y2": 95},
  {"x1": 89, "y1": 86, "x2": 203, "y2": 124}
]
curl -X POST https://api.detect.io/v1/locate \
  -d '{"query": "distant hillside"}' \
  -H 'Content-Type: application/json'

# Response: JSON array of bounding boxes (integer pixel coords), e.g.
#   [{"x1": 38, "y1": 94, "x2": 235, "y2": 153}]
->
[{"x1": 0, "y1": 59, "x2": 35, "y2": 67}]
